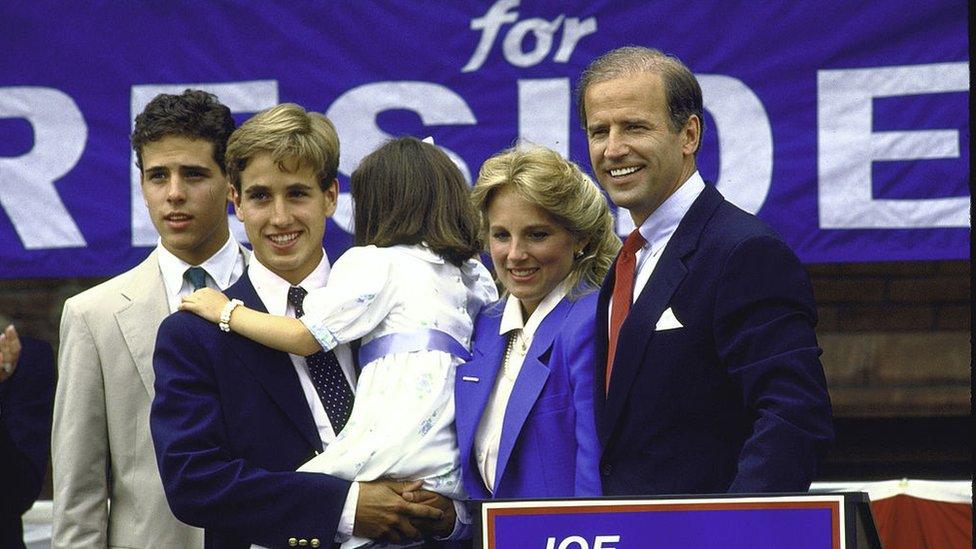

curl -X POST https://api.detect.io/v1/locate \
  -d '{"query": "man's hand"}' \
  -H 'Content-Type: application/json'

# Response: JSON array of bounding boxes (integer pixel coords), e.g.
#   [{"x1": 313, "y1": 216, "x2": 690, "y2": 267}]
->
[
  {"x1": 402, "y1": 488, "x2": 458, "y2": 539},
  {"x1": 354, "y1": 480, "x2": 444, "y2": 543},
  {"x1": 0, "y1": 324, "x2": 21, "y2": 383}
]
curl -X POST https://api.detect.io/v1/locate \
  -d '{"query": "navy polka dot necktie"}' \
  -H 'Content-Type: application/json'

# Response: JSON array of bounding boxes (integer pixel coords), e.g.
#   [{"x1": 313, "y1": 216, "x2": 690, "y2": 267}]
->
[{"x1": 287, "y1": 285, "x2": 354, "y2": 434}]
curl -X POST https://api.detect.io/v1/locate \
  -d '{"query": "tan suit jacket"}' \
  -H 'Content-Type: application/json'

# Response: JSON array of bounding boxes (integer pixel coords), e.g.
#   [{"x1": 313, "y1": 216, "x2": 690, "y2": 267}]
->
[{"x1": 52, "y1": 248, "x2": 242, "y2": 548}]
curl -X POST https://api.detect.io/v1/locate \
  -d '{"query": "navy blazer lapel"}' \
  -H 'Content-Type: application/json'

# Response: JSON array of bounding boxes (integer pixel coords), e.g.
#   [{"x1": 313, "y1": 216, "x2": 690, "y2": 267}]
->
[
  {"x1": 225, "y1": 273, "x2": 323, "y2": 452},
  {"x1": 602, "y1": 185, "x2": 724, "y2": 441},
  {"x1": 493, "y1": 297, "x2": 570, "y2": 491}
]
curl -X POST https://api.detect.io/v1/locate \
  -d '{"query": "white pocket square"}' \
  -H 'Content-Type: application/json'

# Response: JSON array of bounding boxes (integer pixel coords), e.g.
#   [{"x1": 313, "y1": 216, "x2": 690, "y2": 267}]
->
[{"x1": 655, "y1": 307, "x2": 683, "y2": 331}]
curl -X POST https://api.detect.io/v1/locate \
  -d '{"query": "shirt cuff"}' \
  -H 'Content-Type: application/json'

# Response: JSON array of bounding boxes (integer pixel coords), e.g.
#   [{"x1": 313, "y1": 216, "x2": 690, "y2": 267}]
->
[
  {"x1": 436, "y1": 499, "x2": 472, "y2": 541},
  {"x1": 301, "y1": 316, "x2": 340, "y2": 352},
  {"x1": 335, "y1": 481, "x2": 359, "y2": 542}
]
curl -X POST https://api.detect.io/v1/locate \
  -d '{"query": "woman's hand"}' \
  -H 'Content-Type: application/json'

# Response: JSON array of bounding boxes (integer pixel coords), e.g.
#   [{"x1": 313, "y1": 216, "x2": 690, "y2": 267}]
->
[{"x1": 180, "y1": 288, "x2": 230, "y2": 324}]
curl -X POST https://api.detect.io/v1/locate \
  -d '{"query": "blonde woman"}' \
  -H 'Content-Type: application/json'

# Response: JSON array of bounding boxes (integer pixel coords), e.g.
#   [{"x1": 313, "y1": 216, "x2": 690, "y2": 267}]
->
[{"x1": 456, "y1": 144, "x2": 620, "y2": 498}]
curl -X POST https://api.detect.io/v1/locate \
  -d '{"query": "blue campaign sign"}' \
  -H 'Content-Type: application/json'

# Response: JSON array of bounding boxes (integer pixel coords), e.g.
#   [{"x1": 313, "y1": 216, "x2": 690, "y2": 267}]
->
[
  {"x1": 482, "y1": 495, "x2": 846, "y2": 549},
  {"x1": 0, "y1": 1, "x2": 969, "y2": 278}
]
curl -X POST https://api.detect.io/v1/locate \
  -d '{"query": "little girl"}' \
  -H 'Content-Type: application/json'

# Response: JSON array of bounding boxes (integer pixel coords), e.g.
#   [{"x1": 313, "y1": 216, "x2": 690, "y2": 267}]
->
[{"x1": 182, "y1": 137, "x2": 496, "y2": 547}]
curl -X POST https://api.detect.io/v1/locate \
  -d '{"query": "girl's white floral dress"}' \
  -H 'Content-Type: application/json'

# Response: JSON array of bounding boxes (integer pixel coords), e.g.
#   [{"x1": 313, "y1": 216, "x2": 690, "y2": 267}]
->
[{"x1": 297, "y1": 243, "x2": 496, "y2": 506}]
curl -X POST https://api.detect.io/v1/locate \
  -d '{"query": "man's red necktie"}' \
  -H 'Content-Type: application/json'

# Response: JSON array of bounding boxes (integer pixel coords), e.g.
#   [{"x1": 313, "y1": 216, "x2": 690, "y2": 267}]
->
[{"x1": 606, "y1": 229, "x2": 646, "y2": 394}]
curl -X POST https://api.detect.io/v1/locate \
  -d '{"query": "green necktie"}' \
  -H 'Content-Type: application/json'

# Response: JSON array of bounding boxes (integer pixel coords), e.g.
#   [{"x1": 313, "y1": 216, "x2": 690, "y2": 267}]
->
[{"x1": 184, "y1": 266, "x2": 208, "y2": 291}]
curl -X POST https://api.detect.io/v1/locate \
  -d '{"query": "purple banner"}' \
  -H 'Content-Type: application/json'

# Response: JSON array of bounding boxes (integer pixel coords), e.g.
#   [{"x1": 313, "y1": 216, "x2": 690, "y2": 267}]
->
[{"x1": 0, "y1": 1, "x2": 968, "y2": 278}]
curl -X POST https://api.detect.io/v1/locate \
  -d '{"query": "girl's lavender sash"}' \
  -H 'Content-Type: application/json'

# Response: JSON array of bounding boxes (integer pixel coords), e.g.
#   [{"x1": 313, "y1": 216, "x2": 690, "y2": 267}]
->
[{"x1": 358, "y1": 329, "x2": 472, "y2": 365}]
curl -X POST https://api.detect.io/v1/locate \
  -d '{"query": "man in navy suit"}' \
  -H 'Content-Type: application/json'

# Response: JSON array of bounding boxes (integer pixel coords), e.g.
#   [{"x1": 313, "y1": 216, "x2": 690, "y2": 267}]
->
[
  {"x1": 0, "y1": 323, "x2": 54, "y2": 549},
  {"x1": 577, "y1": 46, "x2": 833, "y2": 496},
  {"x1": 151, "y1": 104, "x2": 454, "y2": 548}
]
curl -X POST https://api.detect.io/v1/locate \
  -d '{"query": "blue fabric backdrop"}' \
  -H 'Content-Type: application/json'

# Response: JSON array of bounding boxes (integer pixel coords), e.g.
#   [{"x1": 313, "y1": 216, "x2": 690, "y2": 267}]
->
[{"x1": 0, "y1": 1, "x2": 968, "y2": 278}]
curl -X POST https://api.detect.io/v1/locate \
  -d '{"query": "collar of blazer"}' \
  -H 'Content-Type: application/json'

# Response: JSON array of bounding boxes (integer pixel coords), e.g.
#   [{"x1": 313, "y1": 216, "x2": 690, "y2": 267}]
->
[
  {"x1": 115, "y1": 250, "x2": 170, "y2": 397},
  {"x1": 457, "y1": 296, "x2": 574, "y2": 492},
  {"x1": 114, "y1": 244, "x2": 250, "y2": 397},
  {"x1": 221, "y1": 271, "x2": 324, "y2": 452},
  {"x1": 597, "y1": 184, "x2": 724, "y2": 444}
]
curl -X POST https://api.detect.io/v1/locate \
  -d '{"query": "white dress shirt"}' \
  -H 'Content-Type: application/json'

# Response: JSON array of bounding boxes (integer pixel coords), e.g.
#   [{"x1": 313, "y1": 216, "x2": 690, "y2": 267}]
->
[
  {"x1": 157, "y1": 230, "x2": 246, "y2": 313},
  {"x1": 474, "y1": 280, "x2": 569, "y2": 493},
  {"x1": 246, "y1": 251, "x2": 360, "y2": 543},
  {"x1": 630, "y1": 171, "x2": 706, "y2": 303}
]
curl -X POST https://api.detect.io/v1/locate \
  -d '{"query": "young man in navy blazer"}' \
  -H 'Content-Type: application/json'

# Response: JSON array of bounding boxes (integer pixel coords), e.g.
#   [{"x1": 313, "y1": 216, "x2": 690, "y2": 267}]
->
[
  {"x1": 578, "y1": 47, "x2": 833, "y2": 496},
  {"x1": 150, "y1": 104, "x2": 456, "y2": 548}
]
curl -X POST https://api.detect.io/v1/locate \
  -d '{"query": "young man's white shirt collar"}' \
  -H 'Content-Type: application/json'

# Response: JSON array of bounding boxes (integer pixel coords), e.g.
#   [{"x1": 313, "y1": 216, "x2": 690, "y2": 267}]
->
[
  {"x1": 248, "y1": 250, "x2": 330, "y2": 316},
  {"x1": 157, "y1": 229, "x2": 245, "y2": 313}
]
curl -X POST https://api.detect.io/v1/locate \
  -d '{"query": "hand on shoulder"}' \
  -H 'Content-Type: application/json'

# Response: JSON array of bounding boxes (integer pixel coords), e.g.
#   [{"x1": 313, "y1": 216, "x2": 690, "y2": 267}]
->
[{"x1": 179, "y1": 288, "x2": 229, "y2": 323}]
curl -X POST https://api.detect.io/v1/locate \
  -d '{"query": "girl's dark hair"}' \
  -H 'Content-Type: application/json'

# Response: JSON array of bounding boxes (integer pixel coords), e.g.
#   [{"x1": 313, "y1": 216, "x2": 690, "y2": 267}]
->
[{"x1": 350, "y1": 137, "x2": 481, "y2": 266}]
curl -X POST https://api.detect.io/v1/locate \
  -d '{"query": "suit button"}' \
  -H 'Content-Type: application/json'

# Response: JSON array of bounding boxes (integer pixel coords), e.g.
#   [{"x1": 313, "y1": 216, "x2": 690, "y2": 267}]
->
[
  {"x1": 288, "y1": 538, "x2": 298, "y2": 547},
  {"x1": 601, "y1": 463, "x2": 613, "y2": 477},
  {"x1": 299, "y1": 539, "x2": 309, "y2": 546},
  {"x1": 311, "y1": 540, "x2": 321, "y2": 548}
]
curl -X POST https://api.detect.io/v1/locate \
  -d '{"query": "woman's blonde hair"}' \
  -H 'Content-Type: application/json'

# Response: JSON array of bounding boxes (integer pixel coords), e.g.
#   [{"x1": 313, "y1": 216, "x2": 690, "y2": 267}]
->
[{"x1": 472, "y1": 144, "x2": 620, "y2": 298}]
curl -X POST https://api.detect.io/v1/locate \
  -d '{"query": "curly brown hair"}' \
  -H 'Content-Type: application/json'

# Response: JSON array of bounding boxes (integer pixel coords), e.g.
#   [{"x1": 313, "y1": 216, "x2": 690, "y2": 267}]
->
[{"x1": 131, "y1": 89, "x2": 235, "y2": 172}]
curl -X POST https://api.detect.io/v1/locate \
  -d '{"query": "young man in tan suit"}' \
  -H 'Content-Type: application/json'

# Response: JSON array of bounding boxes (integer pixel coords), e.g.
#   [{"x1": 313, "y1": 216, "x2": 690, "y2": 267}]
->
[{"x1": 52, "y1": 90, "x2": 247, "y2": 548}]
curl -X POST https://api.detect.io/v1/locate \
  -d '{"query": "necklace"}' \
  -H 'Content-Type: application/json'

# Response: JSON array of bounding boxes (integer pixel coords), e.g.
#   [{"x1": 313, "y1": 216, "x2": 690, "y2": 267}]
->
[{"x1": 502, "y1": 330, "x2": 530, "y2": 381}]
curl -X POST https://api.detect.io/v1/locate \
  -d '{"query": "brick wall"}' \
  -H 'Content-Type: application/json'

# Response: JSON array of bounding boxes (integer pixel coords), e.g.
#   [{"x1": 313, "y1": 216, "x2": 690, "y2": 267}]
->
[
  {"x1": 0, "y1": 277, "x2": 106, "y2": 345},
  {"x1": 808, "y1": 260, "x2": 970, "y2": 417}
]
